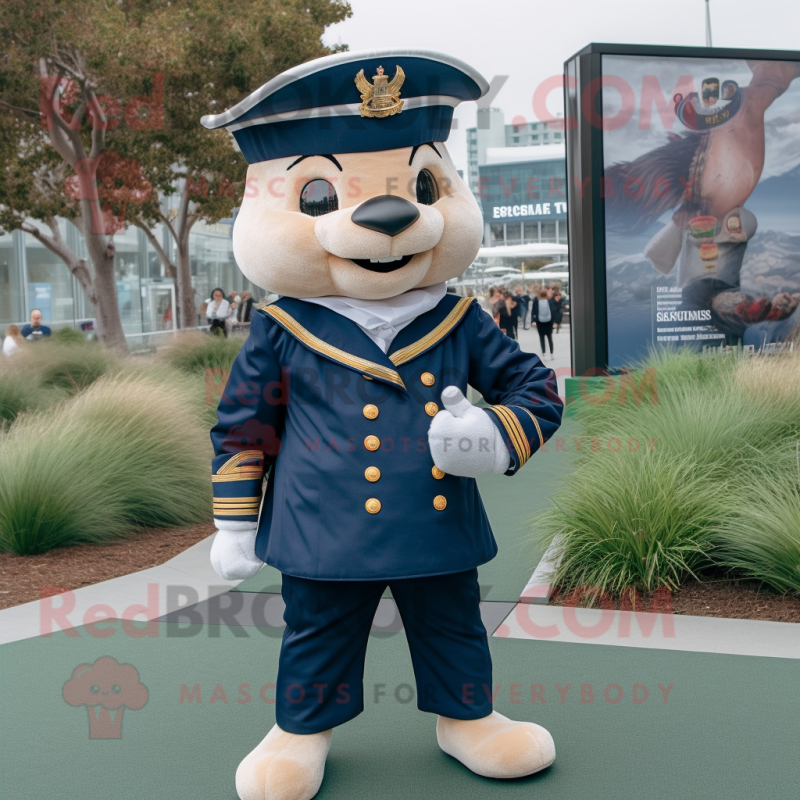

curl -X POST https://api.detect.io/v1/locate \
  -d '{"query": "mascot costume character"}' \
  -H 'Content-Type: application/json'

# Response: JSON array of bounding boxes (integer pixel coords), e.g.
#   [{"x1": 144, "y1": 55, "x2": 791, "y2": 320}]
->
[{"x1": 202, "y1": 49, "x2": 563, "y2": 800}]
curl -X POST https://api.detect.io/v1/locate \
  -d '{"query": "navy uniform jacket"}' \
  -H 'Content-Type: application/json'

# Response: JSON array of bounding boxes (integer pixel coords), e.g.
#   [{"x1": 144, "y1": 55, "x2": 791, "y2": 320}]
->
[{"x1": 210, "y1": 294, "x2": 563, "y2": 580}]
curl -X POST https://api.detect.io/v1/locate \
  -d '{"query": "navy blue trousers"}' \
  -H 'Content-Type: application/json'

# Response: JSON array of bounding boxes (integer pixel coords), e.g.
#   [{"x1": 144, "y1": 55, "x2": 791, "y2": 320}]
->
[{"x1": 276, "y1": 569, "x2": 493, "y2": 734}]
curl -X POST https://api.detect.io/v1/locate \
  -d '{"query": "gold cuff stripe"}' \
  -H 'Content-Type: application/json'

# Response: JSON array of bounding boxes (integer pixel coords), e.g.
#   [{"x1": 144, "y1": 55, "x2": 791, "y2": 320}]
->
[
  {"x1": 217, "y1": 450, "x2": 265, "y2": 475},
  {"x1": 390, "y1": 297, "x2": 475, "y2": 366},
  {"x1": 495, "y1": 406, "x2": 530, "y2": 466},
  {"x1": 213, "y1": 496, "x2": 261, "y2": 506},
  {"x1": 213, "y1": 496, "x2": 261, "y2": 515},
  {"x1": 512, "y1": 406, "x2": 545, "y2": 449},
  {"x1": 489, "y1": 405, "x2": 531, "y2": 466},
  {"x1": 212, "y1": 508, "x2": 260, "y2": 517},
  {"x1": 262, "y1": 306, "x2": 406, "y2": 388},
  {"x1": 487, "y1": 406, "x2": 523, "y2": 461}
]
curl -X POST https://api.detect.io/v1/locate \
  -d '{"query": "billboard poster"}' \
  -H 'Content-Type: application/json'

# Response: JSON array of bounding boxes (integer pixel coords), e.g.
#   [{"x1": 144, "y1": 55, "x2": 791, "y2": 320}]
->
[{"x1": 601, "y1": 55, "x2": 800, "y2": 367}]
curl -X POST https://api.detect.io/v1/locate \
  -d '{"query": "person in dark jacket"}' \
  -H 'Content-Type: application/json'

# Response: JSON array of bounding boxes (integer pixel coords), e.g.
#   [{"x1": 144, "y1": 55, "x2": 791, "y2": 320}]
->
[
  {"x1": 550, "y1": 284, "x2": 565, "y2": 333},
  {"x1": 496, "y1": 291, "x2": 518, "y2": 339},
  {"x1": 531, "y1": 288, "x2": 557, "y2": 360},
  {"x1": 513, "y1": 285, "x2": 530, "y2": 331},
  {"x1": 236, "y1": 291, "x2": 255, "y2": 323},
  {"x1": 20, "y1": 309, "x2": 52, "y2": 341}
]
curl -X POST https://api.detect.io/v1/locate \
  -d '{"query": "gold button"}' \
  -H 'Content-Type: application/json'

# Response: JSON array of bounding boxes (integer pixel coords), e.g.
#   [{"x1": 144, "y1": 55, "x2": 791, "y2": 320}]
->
[
  {"x1": 421, "y1": 372, "x2": 435, "y2": 386},
  {"x1": 425, "y1": 402, "x2": 439, "y2": 417},
  {"x1": 363, "y1": 404, "x2": 379, "y2": 420},
  {"x1": 362, "y1": 374, "x2": 373, "y2": 381},
  {"x1": 364, "y1": 435, "x2": 380, "y2": 451},
  {"x1": 365, "y1": 498, "x2": 381, "y2": 514},
  {"x1": 365, "y1": 466, "x2": 381, "y2": 482},
  {"x1": 431, "y1": 466, "x2": 445, "y2": 480},
  {"x1": 433, "y1": 495, "x2": 447, "y2": 511}
]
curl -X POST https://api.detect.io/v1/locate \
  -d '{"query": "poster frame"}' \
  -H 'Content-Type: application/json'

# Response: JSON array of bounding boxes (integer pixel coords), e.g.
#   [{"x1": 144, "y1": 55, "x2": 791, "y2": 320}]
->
[{"x1": 563, "y1": 42, "x2": 800, "y2": 375}]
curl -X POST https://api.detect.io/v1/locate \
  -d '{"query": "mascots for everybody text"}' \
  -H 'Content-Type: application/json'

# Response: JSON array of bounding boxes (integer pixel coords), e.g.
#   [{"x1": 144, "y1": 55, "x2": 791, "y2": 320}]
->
[{"x1": 202, "y1": 49, "x2": 563, "y2": 800}]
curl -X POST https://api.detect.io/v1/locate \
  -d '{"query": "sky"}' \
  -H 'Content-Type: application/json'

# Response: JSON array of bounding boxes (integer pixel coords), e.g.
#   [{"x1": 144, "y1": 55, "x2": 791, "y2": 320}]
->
[{"x1": 322, "y1": 0, "x2": 800, "y2": 173}]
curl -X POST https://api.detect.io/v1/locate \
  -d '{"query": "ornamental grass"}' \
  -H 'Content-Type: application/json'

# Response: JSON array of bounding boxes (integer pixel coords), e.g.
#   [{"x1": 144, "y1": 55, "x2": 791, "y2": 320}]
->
[
  {"x1": 159, "y1": 330, "x2": 244, "y2": 376},
  {"x1": 0, "y1": 375, "x2": 212, "y2": 555},
  {"x1": 538, "y1": 347, "x2": 800, "y2": 595}
]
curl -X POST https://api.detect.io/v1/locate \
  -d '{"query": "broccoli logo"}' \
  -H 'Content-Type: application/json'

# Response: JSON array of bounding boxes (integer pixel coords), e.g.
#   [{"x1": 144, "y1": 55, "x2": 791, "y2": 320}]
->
[{"x1": 62, "y1": 656, "x2": 148, "y2": 739}]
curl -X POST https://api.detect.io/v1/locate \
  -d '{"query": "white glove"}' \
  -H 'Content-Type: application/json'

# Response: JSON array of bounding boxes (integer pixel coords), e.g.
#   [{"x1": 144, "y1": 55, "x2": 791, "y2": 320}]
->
[
  {"x1": 427, "y1": 386, "x2": 511, "y2": 478},
  {"x1": 209, "y1": 520, "x2": 264, "y2": 580}
]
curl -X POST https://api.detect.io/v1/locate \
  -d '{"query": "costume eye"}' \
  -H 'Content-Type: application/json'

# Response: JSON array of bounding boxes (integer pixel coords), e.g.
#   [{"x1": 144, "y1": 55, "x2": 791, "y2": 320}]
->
[
  {"x1": 300, "y1": 179, "x2": 338, "y2": 216},
  {"x1": 415, "y1": 169, "x2": 438, "y2": 205}
]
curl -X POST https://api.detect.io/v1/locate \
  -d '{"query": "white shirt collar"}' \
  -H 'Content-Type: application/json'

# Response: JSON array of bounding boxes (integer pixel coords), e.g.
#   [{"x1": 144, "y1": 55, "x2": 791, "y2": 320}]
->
[{"x1": 299, "y1": 283, "x2": 447, "y2": 353}]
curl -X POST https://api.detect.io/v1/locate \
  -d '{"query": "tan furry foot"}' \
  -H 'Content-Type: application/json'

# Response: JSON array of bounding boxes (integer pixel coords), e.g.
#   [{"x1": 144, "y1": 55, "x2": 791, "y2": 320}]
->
[
  {"x1": 235, "y1": 724, "x2": 332, "y2": 800},
  {"x1": 437, "y1": 711, "x2": 555, "y2": 779}
]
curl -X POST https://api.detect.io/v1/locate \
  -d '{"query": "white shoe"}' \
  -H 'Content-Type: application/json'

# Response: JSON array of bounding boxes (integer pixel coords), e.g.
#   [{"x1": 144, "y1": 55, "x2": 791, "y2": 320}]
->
[
  {"x1": 437, "y1": 711, "x2": 555, "y2": 779},
  {"x1": 235, "y1": 724, "x2": 332, "y2": 800}
]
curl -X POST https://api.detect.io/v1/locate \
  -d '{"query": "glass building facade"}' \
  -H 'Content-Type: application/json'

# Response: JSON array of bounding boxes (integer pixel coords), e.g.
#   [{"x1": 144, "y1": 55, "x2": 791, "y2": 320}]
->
[
  {"x1": 0, "y1": 216, "x2": 261, "y2": 336},
  {"x1": 466, "y1": 108, "x2": 565, "y2": 196},
  {"x1": 477, "y1": 157, "x2": 568, "y2": 247}
]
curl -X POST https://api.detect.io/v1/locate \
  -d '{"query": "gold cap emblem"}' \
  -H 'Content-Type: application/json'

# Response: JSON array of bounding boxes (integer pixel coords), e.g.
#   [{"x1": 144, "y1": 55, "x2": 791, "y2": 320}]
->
[{"x1": 355, "y1": 65, "x2": 405, "y2": 118}]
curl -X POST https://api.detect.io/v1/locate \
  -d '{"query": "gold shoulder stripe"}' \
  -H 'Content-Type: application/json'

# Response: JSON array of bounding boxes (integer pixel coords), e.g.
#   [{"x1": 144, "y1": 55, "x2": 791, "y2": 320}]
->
[
  {"x1": 390, "y1": 297, "x2": 475, "y2": 366},
  {"x1": 216, "y1": 450, "x2": 264, "y2": 475},
  {"x1": 512, "y1": 406, "x2": 545, "y2": 449},
  {"x1": 263, "y1": 305, "x2": 406, "y2": 389}
]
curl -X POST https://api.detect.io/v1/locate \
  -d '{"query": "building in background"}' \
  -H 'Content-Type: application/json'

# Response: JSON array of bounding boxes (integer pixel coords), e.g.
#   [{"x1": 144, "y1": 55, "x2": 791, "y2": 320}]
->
[
  {"x1": 459, "y1": 108, "x2": 568, "y2": 293},
  {"x1": 477, "y1": 144, "x2": 567, "y2": 248},
  {"x1": 466, "y1": 107, "x2": 565, "y2": 197},
  {"x1": 0, "y1": 207, "x2": 261, "y2": 339}
]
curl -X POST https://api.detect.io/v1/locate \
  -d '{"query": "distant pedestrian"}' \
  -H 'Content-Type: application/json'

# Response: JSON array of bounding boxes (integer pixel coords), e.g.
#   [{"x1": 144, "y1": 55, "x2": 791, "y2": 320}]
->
[
  {"x1": 486, "y1": 287, "x2": 500, "y2": 323},
  {"x1": 20, "y1": 309, "x2": 51, "y2": 341},
  {"x1": 236, "y1": 291, "x2": 254, "y2": 323},
  {"x1": 514, "y1": 285, "x2": 530, "y2": 330},
  {"x1": 3, "y1": 324, "x2": 26, "y2": 356},
  {"x1": 206, "y1": 288, "x2": 232, "y2": 337},
  {"x1": 551, "y1": 287, "x2": 565, "y2": 334},
  {"x1": 531, "y1": 288, "x2": 556, "y2": 360},
  {"x1": 497, "y1": 291, "x2": 518, "y2": 340}
]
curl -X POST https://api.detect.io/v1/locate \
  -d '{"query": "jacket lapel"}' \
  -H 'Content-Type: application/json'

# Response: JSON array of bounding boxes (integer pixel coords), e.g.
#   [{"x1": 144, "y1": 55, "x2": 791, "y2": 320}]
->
[
  {"x1": 260, "y1": 298, "x2": 407, "y2": 389},
  {"x1": 388, "y1": 295, "x2": 475, "y2": 366}
]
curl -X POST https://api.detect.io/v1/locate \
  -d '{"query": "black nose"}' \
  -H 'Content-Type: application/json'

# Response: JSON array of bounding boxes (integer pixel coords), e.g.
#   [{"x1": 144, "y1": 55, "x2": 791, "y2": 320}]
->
[{"x1": 351, "y1": 195, "x2": 420, "y2": 237}]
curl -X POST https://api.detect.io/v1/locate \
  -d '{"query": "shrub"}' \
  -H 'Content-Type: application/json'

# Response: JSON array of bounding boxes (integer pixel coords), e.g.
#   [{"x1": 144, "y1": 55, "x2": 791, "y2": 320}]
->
[
  {"x1": 538, "y1": 449, "x2": 721, "y2": 593},
  {"x1": 21, "y1": 342, "x2": 116, "y2": 394},
  {"x1": 715, "y1": 487, "x2": 800, "y2": 594},
  {"x1": 52, "y1": 327, "x2": 90, "y2": 345},
  {"x1": 712, "y1": 442, "x2": 800, "y2": 594},
  {"x1": 0, "y1": 370, "x2": 52, "y2": 424},
  {"x1": 540, "y1": 347, "x2": 800, "y2": 594},
  {"x1": 0, "y1": 376, "x2": 212, "y2": 555},
  {"x1": 160, "y1": 331, "x2": 243, "y2": 376}
]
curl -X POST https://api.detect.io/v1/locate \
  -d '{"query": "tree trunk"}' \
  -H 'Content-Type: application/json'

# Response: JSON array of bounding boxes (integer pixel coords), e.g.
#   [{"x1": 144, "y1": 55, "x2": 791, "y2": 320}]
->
[
  {"x1": 176, "y1": 234, "x2": 197, "y2": 329},
  {"x1": 88, "y1": 240, "x2": 128, "y2": 351},
  {"x1": 77, "y1": 194, "x2": 129, "y2": 352}
]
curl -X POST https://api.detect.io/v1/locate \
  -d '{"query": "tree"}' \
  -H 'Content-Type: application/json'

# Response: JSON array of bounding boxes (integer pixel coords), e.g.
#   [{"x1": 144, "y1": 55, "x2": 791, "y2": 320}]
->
[
  {"x1": 122, "y1": 0, "x2": 352, "y2": 328},
  {"x1": 0, "y1": 0, "x2": 351, "y2": 343}
]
